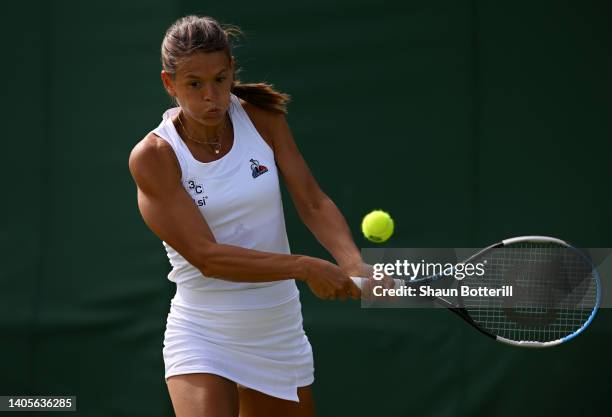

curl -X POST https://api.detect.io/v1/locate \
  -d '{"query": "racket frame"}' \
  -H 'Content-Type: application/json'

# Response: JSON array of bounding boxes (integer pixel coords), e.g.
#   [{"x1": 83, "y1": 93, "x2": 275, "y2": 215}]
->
[{"x1": 354, "y1": 235, "x2": 601, "y2": 347}]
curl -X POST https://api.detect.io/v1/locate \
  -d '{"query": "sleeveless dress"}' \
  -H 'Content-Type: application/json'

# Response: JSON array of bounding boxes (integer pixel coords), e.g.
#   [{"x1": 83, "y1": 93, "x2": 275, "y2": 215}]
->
[{"x1": 151, "y1": 93, "x2": 314, "y2": 402}]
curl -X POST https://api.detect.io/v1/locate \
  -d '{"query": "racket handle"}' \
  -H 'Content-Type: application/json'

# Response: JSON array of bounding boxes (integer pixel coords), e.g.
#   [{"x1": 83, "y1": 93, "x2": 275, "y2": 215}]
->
[{"x1": 350, "y1": 276, "x2": 405, "y2": 290}]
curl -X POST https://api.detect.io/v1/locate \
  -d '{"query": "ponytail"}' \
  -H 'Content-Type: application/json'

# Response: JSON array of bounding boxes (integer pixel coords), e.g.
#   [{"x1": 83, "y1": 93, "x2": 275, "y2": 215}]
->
[{"x1": 231, "y1": 80, "x2": 291, "y2": 114}]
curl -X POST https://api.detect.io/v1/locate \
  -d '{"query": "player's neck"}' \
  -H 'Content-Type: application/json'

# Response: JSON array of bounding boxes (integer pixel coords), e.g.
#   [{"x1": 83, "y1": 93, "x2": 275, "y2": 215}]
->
[{"x1": 181, "y1": 112, "x2": 229, "y2": 140}]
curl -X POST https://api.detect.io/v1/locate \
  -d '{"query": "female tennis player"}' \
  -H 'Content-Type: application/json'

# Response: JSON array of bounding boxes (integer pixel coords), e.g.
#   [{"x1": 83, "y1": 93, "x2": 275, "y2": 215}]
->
[{"x1": 128, "y1": 15, "x2": 369, "y2": 417}]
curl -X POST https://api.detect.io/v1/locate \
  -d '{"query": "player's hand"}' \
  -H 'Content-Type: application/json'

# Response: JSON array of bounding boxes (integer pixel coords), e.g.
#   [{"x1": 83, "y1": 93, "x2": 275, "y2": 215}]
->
[
  {"x1": 351, "y1": 263, "x2": 399, "y2": 302},
  {"x1": 302, "y1": 257, "x2": 361, "y2": 301},
  {"x1": 361, "y1": 275, "x2": 398, "y2": 302}
]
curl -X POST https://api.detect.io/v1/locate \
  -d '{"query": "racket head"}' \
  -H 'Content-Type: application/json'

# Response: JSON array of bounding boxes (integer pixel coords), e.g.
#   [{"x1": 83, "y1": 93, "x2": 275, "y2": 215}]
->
[{"x1": 457, "y1": 236, "x2": 601, "y2": 347}]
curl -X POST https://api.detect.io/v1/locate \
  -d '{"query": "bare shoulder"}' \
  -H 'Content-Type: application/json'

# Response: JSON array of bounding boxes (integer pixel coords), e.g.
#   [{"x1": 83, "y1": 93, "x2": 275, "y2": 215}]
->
[
  {"x1": 239, "y1": 98, "x2": 287, "y2": 150},
  {"x1": 128, "y1": 132, "x2": 181, "y2": 192}
]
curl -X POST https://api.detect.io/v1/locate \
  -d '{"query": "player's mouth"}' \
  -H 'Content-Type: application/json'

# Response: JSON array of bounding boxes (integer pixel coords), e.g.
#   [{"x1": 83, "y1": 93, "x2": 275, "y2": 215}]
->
[{"x1": 203, "y1": 108, "x2": 221, "y2": 117}]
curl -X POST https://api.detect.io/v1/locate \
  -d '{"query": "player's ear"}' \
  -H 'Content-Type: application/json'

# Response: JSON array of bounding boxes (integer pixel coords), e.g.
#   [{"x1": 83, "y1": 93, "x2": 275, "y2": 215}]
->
[{"x1": 161, "y1": 70, "x2": 176, "y2": 97}]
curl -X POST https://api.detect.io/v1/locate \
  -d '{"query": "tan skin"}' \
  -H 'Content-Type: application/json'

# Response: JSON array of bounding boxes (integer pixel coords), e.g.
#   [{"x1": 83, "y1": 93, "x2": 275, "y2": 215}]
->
[{"x1": 129, "y1": 50, "x2": 391, "y2": 417}]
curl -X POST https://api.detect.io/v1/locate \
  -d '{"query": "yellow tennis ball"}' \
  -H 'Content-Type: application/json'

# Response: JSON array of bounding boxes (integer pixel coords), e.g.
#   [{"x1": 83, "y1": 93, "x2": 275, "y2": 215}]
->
[{"x1": 361, "y1": 210, "x2": 394, "y2": 243}]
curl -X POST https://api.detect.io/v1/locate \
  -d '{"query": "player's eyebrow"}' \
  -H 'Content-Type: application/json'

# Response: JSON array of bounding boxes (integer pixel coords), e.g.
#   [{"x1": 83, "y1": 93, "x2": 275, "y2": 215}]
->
[{"x1": 184, "y1": 68, "x2": 228, "y2": 78}]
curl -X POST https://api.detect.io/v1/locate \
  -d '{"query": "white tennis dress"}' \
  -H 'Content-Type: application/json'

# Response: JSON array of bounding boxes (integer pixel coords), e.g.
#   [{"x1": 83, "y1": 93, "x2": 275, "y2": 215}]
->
[{"x1": 151, "y1": 93, "x2": 314, "y2": 402}]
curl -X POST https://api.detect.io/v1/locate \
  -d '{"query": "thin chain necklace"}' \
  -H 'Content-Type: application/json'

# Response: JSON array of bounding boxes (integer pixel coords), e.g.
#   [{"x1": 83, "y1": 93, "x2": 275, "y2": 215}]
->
[{"x1": 177, "y1": 110, "x2": 229, "y2": 155}]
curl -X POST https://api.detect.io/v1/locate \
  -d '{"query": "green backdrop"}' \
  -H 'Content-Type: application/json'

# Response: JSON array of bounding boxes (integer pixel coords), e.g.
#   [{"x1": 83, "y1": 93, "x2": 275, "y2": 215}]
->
[{"x1": 2, "y1": 0, "x2": 610, "y2": 416}]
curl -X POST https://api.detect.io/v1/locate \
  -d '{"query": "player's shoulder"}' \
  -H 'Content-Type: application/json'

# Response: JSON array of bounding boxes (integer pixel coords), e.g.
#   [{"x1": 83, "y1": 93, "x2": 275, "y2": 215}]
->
[
  {"x1": 128, "y1": 132, "x2": 179, "y2": 183},
  {"x1": 239, "y1": 98, "x2": 286, "y2": 125},
  {"x1": 129, "y1": 132, "x2": 173, "y2": 169},
  {"x1": 239, "y1": 98, "x2": 287, "y2": 148}
]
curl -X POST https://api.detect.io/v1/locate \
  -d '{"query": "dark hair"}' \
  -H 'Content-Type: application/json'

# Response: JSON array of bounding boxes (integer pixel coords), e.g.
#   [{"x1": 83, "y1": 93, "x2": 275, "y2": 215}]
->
[{"x1": 161, "y1": 15, "x2": 290, "y2": 114}]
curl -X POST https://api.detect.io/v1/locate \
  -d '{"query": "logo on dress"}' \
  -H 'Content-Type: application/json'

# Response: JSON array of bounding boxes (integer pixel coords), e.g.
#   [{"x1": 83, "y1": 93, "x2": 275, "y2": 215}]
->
[
  {"x1": 249, "y1": 158, "x2": 268, "y2": 178},
  {"x1": 186, "y1": 179, "x2": 208, "y2": 206}
]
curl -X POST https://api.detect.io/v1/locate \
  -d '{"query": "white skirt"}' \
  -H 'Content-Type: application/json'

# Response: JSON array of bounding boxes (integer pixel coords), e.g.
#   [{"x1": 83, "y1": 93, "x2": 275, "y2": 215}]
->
[{"x1": 162, "y1": 288, "x2": 314, "y2": 402}]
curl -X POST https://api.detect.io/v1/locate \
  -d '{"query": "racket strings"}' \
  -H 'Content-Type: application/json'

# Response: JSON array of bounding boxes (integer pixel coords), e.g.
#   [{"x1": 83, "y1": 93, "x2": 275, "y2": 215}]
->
[{"x1": 461, "y1": 245, "x2": 598, "y2": 343}]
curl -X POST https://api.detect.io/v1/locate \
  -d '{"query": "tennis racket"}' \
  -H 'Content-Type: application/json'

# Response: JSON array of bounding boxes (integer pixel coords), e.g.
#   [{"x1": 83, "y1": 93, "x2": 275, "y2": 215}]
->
[{"x1": 351, "y1": 236, "x2": 601, "y2": 347}]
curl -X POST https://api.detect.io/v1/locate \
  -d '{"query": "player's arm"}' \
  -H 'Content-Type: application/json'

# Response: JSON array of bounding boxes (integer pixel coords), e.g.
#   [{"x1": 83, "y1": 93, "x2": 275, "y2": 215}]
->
[
  {"x1": 128, "y1": 134, "x2": 356, "y2": 299},
  {"x1": 263, "y1": 111, "x2": 364, "y2": 277}
]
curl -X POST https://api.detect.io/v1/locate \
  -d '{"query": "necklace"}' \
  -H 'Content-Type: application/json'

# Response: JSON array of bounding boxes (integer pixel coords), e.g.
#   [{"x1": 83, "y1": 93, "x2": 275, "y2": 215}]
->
[{"x1": 177, "y1": 110, "x2": 229, "y2": 154}]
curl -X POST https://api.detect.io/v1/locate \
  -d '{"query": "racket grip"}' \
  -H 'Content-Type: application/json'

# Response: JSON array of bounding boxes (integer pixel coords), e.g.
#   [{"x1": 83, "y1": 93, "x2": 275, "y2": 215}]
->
[{"x1": 350, "y1": 276, "x2": 405, "y2": 290}]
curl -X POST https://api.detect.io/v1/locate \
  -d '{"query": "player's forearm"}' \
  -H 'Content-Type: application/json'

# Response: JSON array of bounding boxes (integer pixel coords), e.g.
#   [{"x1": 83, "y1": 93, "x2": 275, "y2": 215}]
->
[
  {"x1": 297, "y1": 195, "x2": 363, "y2": 273},
  {"x1": 195, "y1": 243, "x2": 310, "y2": 283}
]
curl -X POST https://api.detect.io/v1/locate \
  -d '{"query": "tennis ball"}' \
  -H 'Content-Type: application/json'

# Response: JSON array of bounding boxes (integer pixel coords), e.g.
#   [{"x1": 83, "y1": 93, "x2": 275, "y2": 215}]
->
[{"x1": 361, "y1": 210, "x2": 394, "y2": 243}]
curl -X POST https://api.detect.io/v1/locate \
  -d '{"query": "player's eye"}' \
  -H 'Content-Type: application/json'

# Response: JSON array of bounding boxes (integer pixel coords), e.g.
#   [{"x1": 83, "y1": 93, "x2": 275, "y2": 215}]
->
[
  {"x1": 216, "y1": 77, "x2": 226, "y2": 83},
  {"x1": 189, "y1": 81, "x2": 201, "y2": 88}
]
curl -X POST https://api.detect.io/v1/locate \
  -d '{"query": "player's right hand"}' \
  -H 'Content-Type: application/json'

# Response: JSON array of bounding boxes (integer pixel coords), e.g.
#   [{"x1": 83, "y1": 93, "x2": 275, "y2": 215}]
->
[{"x1": 301, "y1": 257, "x2": 361, "y2": 301}]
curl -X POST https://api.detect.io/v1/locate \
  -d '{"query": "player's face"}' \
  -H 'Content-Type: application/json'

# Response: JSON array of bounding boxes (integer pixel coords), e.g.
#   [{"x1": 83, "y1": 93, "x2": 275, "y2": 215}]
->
[{"x1": 163, "y1": 51, "x2": 234, "y2": 125}]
